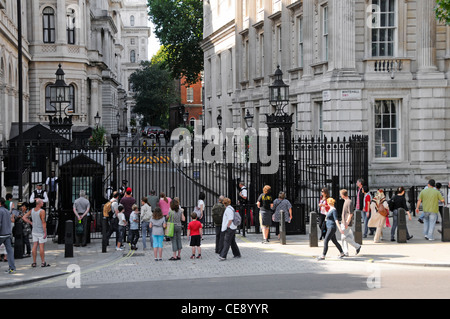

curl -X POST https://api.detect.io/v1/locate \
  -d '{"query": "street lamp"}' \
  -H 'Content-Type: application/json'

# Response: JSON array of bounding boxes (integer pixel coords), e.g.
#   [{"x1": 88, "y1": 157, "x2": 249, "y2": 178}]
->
[
  {"x1": 183, "y1": 111, "x2": 189, "y2": 127},
  {"x1": 216, "y1": 113, "x2": 223, "y2": 130},
  {"x1": 94, "y1": 112, "x2": 101, "y2": 128},
  {"x1": 265, "y1": 66, "x2": 294, "y2": 203},
  {"x1": 244, "y1": 110, "x2": 254, "y2": 128},
  {"x1": 48, "y1": 64, "x2": 73, "y2": 140},
  {"x1": 49, "y1": 65, "x2": 71, "y2": 110},
  {"x1": 269, "y1": 66, "x2": 290, "y2": 116}
]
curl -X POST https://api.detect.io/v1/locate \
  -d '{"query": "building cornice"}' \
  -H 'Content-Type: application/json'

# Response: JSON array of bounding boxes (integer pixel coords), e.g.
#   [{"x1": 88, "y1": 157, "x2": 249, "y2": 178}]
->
[{"x1": 201, "y1": 19, "x2": 236, "y2": 51}]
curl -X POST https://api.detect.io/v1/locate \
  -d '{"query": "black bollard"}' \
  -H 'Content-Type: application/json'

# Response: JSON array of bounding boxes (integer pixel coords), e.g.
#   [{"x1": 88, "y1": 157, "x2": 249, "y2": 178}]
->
[
  {"x1": 354, "y1": 210, "x2": 362, "y2": 245},
  {"x1": 102, "y1": 217, "x2": 108, "y2": 253},
  {"x1": 65, "y1": 220, "x2": 74, "y2": 258},
  {"x1": 280, "y1": 210, "x2": 286, "y2": 245},
  {"x1": 442, "y1": 207, "x2": 450, "y2": 242},
  {"x1": 14, "y1": 222, "x2": 24, "y2": 259},
  {"x1": 397, "y1": 208, "x2": 407, "y2": 243},
  {"x1": 309, "y1": 212, "x2": 318, "y2": 247}
]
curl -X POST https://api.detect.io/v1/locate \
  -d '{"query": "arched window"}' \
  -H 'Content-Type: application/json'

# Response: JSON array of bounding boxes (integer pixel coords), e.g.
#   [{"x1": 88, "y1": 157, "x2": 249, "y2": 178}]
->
[
  {"x1": 130, "y1": 50, "x2": 136, "y2": 63},
  {"x1": 43, "y1": 7, "x2": 56, "y2": 43},
  {"x1": 130, "y1": 15, "x2": 135, "y2": 26}
]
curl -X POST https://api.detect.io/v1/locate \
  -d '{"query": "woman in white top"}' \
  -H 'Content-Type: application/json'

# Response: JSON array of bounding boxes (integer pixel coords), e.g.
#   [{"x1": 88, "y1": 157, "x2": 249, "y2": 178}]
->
[
  {"x1": 196, "y1": 192, "x2": 205, "y2": 222},
  {"x1": 140, "y1": 197, "x2": 152, "y2": 250}
]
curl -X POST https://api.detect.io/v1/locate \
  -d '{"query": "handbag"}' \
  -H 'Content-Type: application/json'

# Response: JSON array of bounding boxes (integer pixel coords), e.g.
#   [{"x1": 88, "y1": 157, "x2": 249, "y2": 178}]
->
[
  {"x1": 377, "y1": 201, "x2": 389, "y2": 218},
  {"x1": 75, "y1": 220, "x2": 84, "y2": 235},
  {"x1": 165, "y1": 212, "x2": 175, "y2": 237}
]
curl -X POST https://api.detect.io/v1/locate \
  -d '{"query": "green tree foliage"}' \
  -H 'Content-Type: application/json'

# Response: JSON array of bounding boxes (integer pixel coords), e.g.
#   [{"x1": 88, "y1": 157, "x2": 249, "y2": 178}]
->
[
  {"x1": 129, "y1": 61, "x2": 178, "y2": 128},
  {"x1": 147, "y1": 0, "x2": 203, "y2": 85},
  {"x1": 436, "y1": 0, "x2": 450, "y2": 25}
]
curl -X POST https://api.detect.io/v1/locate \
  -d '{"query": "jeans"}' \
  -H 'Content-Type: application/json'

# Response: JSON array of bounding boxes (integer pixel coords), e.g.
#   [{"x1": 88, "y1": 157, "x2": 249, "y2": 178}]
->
[
  {"x1": 129, "y1": 229, "x2": 139, "y2": 247},
  {"x1": 117, "y1": 225, "x2": 126, "y2": 245},
  {"x1": 215, "y1": 225, "x2": 222, "y2": 254},
  {"x1": 220, "y1": 228, "x2": 241, "y2": 259},
  {"x1": 363, "y1": 211, "x2": 376, "y2": 237},
  {"x1": 0, "y1": 236, "x2": 15, "y2": 271},
  {"x1": 391, "y1": 209, "x2": 411, "y2": 240},
  {"x1": 423, "y1": 212, "x2": 438, "y2": 240},
  {"x1": 141, "y1": 221, "x2": 152, "y2": 249},
  {"x1": 322, "y1": 227, "x2": 343, "y2": 257}
]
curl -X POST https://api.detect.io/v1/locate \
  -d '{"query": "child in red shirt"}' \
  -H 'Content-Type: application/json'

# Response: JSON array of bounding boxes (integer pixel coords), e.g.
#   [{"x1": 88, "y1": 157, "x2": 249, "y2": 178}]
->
[{"x1": 187, "y1": 212, "x2": 203, "y2": 259}]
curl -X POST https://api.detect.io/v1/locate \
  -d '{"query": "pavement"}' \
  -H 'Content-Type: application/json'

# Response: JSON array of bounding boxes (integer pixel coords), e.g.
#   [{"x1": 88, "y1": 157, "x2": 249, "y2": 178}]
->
[{"x1": 1, "y1": 215, "x2": 450, "y2": 288}]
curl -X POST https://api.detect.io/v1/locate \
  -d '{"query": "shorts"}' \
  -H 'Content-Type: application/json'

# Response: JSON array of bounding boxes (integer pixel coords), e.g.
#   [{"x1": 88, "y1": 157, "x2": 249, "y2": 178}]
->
[
  {"x1": 190, "y1": 235, "x2": 201, "y2": 247},
  {"x1": 152, "y1": 235, "x2": 164, "y2": 248},
  {"x1": 32, "y1": 234, "x2": 47, "y2": 244}
]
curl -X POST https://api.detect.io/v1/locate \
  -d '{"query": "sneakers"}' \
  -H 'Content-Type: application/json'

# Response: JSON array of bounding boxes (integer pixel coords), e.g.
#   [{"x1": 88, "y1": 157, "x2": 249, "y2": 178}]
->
[
  {"x1": 5, "y1": 268, "x2": 16, "y2": 274},
  {"x1": 116, "y1": 247, "x2": 124, "y2": 251}
]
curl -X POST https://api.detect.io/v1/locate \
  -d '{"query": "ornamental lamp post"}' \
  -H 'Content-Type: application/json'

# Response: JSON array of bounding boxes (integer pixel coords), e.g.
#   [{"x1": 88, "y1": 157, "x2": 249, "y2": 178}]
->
[
  {"x1": 49, "y1": 64, "x2": 73, "y2": 141},
  {"x1": 216, "y1": 113, "x2": 223, "y2": 130},
  {"x1": 183, "y1": 111, "x2": 189, "y2": 127},
  {"x1": 269, "y1": 66, "x2": 290, "y2": 116},
  {"x1": 244, "y1": 110, "x2": 254, "y2": 129},
  {"x1": 266, "y1": 65, "x2": 294, "y2": 203},
  {"x1": 94, "y1": 112, "x2": 101, "y2": 128}
]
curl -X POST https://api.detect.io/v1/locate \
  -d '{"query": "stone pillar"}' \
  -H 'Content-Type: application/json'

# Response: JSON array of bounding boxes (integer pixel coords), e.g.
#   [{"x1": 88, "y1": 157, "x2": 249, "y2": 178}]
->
[
  {"x1": 57, "y1": 0, "x2": 66, "y2": 44},
  {"x1": 301, "y1": 0, "x2": 314, "y2": 79},
  {"x1": 416, "y1": 0, "x2": 444, "y2": 79},
  {"x1": 331, "y1": 0, "x2": 356, "y2": 71}
]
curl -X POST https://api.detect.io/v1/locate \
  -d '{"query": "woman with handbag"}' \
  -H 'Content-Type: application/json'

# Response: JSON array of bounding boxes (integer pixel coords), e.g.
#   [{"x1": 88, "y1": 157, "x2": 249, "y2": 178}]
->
[
  {"x1": 368, "y1": 190, "x2": 390, "y2": 243},
  {"x1": 168, "y1": 199, "x2": 185, "y2": 260},
  {"x1": 272, "y1": 192, "x2": 293, "y2": 240}
]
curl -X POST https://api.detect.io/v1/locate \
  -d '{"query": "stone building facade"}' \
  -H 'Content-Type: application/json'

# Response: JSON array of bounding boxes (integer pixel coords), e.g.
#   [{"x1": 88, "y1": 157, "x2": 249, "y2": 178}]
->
[
  {"x1": 201, "y1": 0, "x2": 450, "y2": 187},
  {"x1": 0, "y1": 0, "x2": 150, "y2": 143}
]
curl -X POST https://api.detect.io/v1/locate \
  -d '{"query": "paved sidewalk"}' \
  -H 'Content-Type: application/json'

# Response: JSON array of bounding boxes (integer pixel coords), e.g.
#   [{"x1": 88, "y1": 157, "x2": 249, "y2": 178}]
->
[{"x1": 1, "y1": 215, "x2": 449, "y2": 288}]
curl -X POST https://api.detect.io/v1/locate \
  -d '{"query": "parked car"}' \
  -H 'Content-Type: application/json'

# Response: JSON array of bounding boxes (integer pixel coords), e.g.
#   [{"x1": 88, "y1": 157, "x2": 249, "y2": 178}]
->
[{"x1": 146, "y1": 126, "x2": 165, "y2": 139}]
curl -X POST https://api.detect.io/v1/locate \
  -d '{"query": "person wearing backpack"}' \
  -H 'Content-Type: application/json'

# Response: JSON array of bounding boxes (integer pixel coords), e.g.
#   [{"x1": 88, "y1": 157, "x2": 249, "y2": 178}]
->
[
  {"x1": 212, "y1": 196, "x2": 226, "y2": 254},
  {"x1": 218, "y1": 197, "x2": 241, "y2": 261}
]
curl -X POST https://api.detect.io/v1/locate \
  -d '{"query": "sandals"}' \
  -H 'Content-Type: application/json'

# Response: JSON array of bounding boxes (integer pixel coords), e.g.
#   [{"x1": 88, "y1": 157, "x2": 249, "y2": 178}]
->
[{"x1": 32, "y1": 262, "x2": 51, "y2": 268}]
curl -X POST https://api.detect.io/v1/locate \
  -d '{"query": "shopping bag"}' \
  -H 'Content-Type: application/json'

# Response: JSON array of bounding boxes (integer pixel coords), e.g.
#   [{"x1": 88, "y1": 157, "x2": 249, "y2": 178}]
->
[{"x1": 165, "y1": 213, "x2": 175, "y2": 237}]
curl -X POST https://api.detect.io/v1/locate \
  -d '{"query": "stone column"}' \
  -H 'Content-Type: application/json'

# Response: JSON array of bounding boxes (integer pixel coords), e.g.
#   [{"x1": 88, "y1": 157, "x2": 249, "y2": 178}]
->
[
  {"x1": 301, "y1": 0, "x2": 314, "y2": 79},
  {"x1": 331, "y1": 0, "x2": 356, "y2": 70},
  {"x1": 57, "y1": 0, "x2": 66, "y2": 44},
  {"x1": 416, "y1": 0, "x2": 443, "y2": 78}
]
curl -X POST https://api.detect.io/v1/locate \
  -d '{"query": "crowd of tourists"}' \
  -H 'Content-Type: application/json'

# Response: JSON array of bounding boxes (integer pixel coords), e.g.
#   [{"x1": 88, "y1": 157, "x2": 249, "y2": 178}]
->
[{"x1": 0, "y1": 177, "x2": 448, "y2": 274}]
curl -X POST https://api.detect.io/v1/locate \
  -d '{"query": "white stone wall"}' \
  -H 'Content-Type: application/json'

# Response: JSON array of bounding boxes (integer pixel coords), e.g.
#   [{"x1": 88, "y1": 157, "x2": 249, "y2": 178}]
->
[
  {"x1": 0, "y1": 0, "x2": 150, "y2": 140},
  {"x1": 203, "y1": 0, "x2": 450, "y2": 187}
]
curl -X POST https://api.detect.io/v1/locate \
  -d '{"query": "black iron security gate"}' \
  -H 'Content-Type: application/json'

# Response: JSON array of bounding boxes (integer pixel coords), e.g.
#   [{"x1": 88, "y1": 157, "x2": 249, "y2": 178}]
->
[{"x1": 3, "y1": 133, "x2": 368, "y2": 241}]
